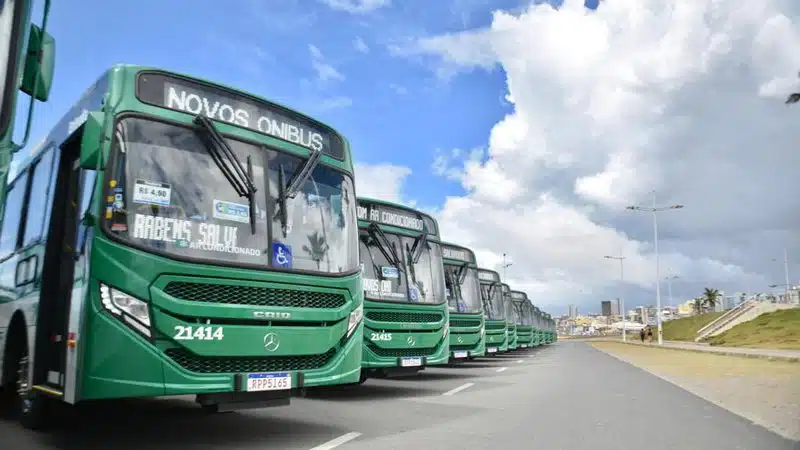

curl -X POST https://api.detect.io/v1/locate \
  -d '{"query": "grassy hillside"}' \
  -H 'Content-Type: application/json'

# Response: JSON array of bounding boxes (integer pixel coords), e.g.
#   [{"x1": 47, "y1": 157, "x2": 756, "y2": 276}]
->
[
  {"x1": 657, "y1": 312, "x2": 724, "y2": 341},
  {"x1": 705, "y1": 308, "x2": 800, "y2": 349}
]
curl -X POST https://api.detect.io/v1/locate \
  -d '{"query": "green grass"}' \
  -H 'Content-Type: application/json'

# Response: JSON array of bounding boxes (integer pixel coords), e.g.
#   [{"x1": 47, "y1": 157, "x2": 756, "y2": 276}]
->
[
  {"x1": 705, "y1": 308, "x2": 800, "y2": 350},
  {"x1": 657, "y1": 312, "x2": 725, "y2": 341}
]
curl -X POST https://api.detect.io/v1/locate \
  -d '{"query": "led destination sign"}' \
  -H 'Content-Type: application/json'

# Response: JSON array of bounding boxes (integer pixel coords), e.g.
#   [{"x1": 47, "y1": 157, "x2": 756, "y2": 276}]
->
[
  {"x1": 136, "y1": 72, "x2": 343, "y2": 158},
  {"x1": 478, "y1": 270, "x2": 499, "y2": 282},
  {"x1": 356, "y1": 201, "x2": 437, "y2": 235},
  {"x1": 510, "y1": 291, "x2": 526, "y2": 300},
  {"x1": 442, "y1": 246, "x2": 474, "y2": 263}
]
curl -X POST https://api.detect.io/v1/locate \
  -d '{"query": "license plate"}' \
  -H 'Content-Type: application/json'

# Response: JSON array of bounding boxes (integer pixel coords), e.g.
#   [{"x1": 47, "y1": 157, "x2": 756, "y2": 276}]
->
[
  {"x1": 401, "y1": 357, "x2": 422, "y2": 367},
  {"x1": 246, "y1": 372, "x2": 291, "y2": 392},
  {"x1": 453, "y1": 350, "x2": 468, "y2": 359},
  {"x1": 487, "y1": 346, "x2": 498, "y2": 353},
  {"x1": 521, "y1": 344, "x2": 528, "y2": 348}
]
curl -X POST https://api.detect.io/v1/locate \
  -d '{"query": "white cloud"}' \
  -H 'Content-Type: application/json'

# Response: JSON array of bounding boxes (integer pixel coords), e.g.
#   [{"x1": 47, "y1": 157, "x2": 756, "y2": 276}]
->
[
  {"x1": 308, "y1": 44, "x2": 345, "y2": 83},
  {"x1": 394, "y1": 0, "x2": 800, "y2": 313},
  {"x1": 316, "y1": 96, "x2": 353, "y2": 111},
  {"x1": 388, "y1": 83, "x2": 408, "y2": 95},
  {"x1": 319, "y1": 0, "x2": 390, "y2": 14},
  {"x1": 354, "y1": 36, "x2": 370, "y2": 53},
  {"x1": 354, "y1": 162, "x2": 411, "y2": 204}
]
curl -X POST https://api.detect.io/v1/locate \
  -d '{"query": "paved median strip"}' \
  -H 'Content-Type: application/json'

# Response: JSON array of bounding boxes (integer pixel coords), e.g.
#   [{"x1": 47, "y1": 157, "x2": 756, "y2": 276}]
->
[
  {"x1": 442, "y1": 382, "x2": 475, "y2": 396},
  {"x1": 496, "y1": 366, "x2": 508, "y2": 372},
  {"x1": 310, "y1": 432, "x2": 363, "y2": 450}
]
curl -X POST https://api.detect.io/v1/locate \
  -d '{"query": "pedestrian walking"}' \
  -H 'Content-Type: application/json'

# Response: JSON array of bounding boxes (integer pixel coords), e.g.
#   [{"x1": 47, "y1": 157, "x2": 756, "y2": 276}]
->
[
  {"x1": 639, "y1": 328, "x2": 645, "y2": 343},
  {"x1": 647, "y1": 326, "x2": 653, "y2": 344}
]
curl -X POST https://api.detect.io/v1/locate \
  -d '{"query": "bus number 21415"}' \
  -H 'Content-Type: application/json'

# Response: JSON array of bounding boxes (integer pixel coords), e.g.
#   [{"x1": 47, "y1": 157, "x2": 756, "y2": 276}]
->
[{"x1": 173, "y1": 325, "x2": 225, "y2": 341}]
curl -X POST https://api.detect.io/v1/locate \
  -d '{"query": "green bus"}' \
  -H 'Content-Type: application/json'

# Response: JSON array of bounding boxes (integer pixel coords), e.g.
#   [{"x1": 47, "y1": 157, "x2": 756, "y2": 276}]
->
[
  {"x1": 477, "y1": 268, "x2": 506, "y2": 354},
  {"x1": 356, "y1": 198, "x2": 449, "y2": 378},
  {"x1": 509, "y1": 291, "x2": 533, "y2": 349},
  {"x1": 501, "y1": 284, "x2": 518, "y2": 351},
  {"x1": 441, "y1": 242, "x2": 484, "y2": 361},
  {"x1": 545, "y1": 312, "x2": 556, "y2": 343},
  {"x1": 0, "y1": 65, "x2": 365, "y2": 429},
  {"x1": 531, "y1": 305, "x2": 543, "y2": 347},
  {"x1": 0, "y1": 0, "x2": 56, "y2": 206}
]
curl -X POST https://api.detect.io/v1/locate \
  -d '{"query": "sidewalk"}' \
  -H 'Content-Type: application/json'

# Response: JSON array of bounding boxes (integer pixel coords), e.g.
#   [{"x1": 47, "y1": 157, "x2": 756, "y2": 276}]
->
[{"x1": 608, "y1": 338, "x2": 800, "y2": 362}]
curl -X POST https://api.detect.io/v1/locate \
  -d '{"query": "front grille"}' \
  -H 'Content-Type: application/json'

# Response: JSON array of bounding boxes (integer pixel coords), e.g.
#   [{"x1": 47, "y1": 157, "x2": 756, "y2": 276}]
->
[
  {"x1": 450, "y1": 344, "x2": 476, "y2": 352},
  {"x1": 163, "y1": 281, "x2": 346, "y2": 309},
  {"x1": 164, "y1": 348, "x2": 335, "y2": 374},
  {"x1": 365, "y1": 341, "x2": 438, "y2": 358},
  {"x1": 450, "y1": 319, "x2": 481, "y2": 328},
  {"x1": 366, "y1": 311, "x2": 442, "y2": 323},
  {"x1": 485, "y1": 322, "x2": 505, "y2": 330}
]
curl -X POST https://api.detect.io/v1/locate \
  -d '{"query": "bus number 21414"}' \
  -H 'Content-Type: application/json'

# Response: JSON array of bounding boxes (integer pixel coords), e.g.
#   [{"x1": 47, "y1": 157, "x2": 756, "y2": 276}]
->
[{"x1": 173, "y1": 325, "x2": 225, "y2": 341}]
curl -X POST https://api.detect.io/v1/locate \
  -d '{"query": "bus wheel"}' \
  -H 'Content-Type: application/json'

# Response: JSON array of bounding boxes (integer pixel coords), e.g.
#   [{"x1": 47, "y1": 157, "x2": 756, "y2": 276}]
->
[{"x1": 15, "y1": 348, "x2": 53, "y2": 430}]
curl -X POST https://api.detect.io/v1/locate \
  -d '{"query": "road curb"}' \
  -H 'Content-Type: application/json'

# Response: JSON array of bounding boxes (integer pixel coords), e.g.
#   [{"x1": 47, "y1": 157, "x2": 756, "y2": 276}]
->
[{"x1": 594, "y1": 339, "x2": 800, "y2": 363}]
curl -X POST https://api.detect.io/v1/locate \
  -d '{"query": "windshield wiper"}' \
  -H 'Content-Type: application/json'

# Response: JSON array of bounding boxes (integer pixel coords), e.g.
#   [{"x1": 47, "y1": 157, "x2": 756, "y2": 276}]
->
[
  {"x1": 193, "y1": 115, "x2": 258, "y2": 230},
  {"x1": 273, "y1": 148, "x2": 323, "y2": 235},
  {"x1": 456, "y1": 262, "x2": 469, "y2": 284},
  {"x1": 408, "y1": 232, "x2": 428, "y2": 264},
  {"x1": 246, "y1": 155, "x2": 257, "y2": 234},
  {"x1": 367, "y1": 223, "x2": 404, "y2": 272}
]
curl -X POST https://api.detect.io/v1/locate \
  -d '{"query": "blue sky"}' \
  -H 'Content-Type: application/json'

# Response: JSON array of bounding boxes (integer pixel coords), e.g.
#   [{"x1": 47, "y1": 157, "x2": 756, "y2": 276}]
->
[{"x1": 15, "y1": 0, "x2": 597, "y2": 204}]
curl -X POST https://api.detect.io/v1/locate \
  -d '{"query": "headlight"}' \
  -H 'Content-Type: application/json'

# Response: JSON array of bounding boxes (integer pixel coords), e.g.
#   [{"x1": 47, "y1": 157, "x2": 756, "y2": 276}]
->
[
  {"x1": 100, "y1": 284, "x2": 151, "y2": 337},
  {"x1": 480, "y1": 326, "x2": 485, "y2": 337},
  {"x1": 346, "y1": 303, "x2": 363, "y2": 338},
  {"x1": 442, "y1": 322, "x2": 449, "y2": 339}
]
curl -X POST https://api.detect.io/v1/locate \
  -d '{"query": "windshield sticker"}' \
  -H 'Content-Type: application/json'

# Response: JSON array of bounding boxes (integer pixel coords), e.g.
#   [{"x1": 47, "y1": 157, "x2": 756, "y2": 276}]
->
[
  {"x1": 213, "y1": 199, "x2": 250, "y2": 224},
  {"x1": 133, "y1": 179, "x2": 171, "y2": 207},
  {"x1": 132, "y1": 213, "x2": 262, "y2": 256},
  {"x1": 457, "y1": 301, "x2": 467, "y2": 313},
  {"x1": 409, "y1": 285, "x2": 420, "y2": 302},
  {"x1": 111, "y1": 223, "x2": 127, "y2": 232},
  {"x1": 381, "y1": 266, "x2": 399, "y2": 279},
  {"x1": 272, "y1": 242, "x2": 293, "y2": 268}
]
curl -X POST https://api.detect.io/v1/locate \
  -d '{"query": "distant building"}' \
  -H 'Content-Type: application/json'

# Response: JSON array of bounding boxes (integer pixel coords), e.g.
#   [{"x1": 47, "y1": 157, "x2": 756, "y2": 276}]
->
[{"x1": 601, "y1": 301, "x2": 612, "y2": 316}]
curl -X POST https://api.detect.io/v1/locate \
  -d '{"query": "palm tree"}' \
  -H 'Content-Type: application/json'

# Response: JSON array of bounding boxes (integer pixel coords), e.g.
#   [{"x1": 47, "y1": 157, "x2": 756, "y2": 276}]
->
[
  {"x1": 693, "y1": 297, "x2": 705, "y2": 315},
  {"x1": 302, "y1": 231, "x2": 329, "y2": 269},
  {"x1": 702, "y1": 288, "x2": 720, "y2": 312},
  {"x1": 786, "y1": 72, "x2": 800, "y2": 104}
]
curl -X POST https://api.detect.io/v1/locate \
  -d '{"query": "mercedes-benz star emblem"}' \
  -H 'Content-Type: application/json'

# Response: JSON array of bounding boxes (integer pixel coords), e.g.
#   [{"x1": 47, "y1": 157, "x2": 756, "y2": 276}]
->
[
  {"x1": 263, "y1": 333, "x2": 280, "y2": 352},
  {"x1": 457, "y1": 336, "x2": 463, "y2": 344},
  {"x1": 406, "y1": 335, "x2": 416, "y2": 347}
]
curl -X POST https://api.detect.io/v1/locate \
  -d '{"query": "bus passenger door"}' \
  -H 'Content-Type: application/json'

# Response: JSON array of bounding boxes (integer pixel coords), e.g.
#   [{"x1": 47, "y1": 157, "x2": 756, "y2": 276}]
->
[{"x1": 33, "y1": 150, "x2": 84, "y2": 392}]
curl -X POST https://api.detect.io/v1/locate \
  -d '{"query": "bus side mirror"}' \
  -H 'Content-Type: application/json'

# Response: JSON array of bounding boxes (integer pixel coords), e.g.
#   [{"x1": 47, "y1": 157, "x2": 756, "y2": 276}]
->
[
  {"x1": 80, "y1": 111, "x2": 105, "y2": 169},
  {"x1": 20, "y1": 25, "x2": 56, "y2": 102}
]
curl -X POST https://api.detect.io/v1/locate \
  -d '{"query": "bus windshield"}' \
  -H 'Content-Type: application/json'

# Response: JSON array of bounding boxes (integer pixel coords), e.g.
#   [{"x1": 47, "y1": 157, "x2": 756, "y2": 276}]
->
[
  {"x1": 359, "y1": 231, "x2": 445, "y2": 304},
  {"x1": 104, "y1": 116, "x2": 359, "y2": 273},
  {"x1": 480, "y1": 282, "x2": 504, "y2": 320},
  {"x1": 503, "y1": 294, "x2": 517, "y2": 323},
  {"x1": 444, "y1": 264, "x2": 482, "y2": 314}
]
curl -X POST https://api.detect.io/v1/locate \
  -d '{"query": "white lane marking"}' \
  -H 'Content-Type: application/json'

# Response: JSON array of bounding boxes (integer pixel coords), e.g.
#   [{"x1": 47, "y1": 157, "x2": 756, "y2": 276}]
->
[
  {"x1": 442, "y1": 382, "x2": 475, "y2": 396},
  {"x1": 516, "y1": 359, "x2": 523, "y2": 364},
  {"x1": 310, "y1": 432, "x2": 362, "y2": 450},
  {"x1": 496, "y1": 367, "x2": 508, "y2": 373}
]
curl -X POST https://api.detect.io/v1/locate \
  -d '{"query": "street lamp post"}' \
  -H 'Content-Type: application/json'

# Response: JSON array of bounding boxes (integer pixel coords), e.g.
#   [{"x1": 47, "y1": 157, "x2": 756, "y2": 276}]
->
[
  {"x1": 627, "y1": 191, "x2": 684, "y2": 346},
  {"x1": 502, "y1": 253, "x2": 513, "y2": 284},
  {"x1": 666, "y1": 275, "x2": 679, "y2": 307},
  {"x1": 604, "y1": 255, "x2": 626, "y2": 341}
]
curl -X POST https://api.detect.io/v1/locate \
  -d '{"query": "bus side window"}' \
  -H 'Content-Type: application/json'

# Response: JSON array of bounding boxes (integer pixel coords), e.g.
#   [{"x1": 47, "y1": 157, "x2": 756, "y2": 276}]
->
[
  {"x1": 21, "y1": 148, "x2": 57, "y2": 247},
  {"x1": 0, "y1": 172, "x2": 29, "y2": 258},
  {"x1": 74, "y1": 170, "x2": 98, "y2": 256}
]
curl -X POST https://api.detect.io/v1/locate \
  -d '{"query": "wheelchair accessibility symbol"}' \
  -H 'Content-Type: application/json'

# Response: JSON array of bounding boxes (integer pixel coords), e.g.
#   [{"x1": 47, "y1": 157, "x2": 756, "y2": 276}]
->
[{"x1": 272, "y1": 242, "x2": 293, "y2": 268}]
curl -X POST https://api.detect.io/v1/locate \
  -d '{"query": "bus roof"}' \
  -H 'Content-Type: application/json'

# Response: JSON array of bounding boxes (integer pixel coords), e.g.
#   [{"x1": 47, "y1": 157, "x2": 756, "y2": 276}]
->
[
  {"x1": 439, "y1": 241, "x2": 477, "y2": 265},
  {"x1": 356, "y1": 196, "x2": 439, "y2": 238}
]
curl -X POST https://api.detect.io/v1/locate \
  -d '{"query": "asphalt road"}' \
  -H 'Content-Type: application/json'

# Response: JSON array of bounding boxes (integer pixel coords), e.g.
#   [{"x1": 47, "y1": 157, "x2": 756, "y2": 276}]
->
[{"x1": 1, "y1": 342, "x2": 796, "y2": 450}]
